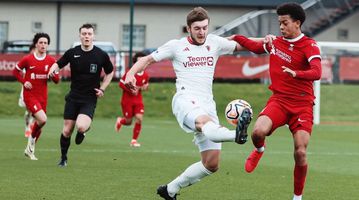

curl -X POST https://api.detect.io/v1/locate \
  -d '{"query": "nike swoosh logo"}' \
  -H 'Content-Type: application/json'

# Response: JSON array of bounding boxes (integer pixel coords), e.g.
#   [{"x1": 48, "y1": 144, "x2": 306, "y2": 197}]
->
[
  {"x1": 74, "y1": 55, "x2": 81, "y2": 58},
  {"x1": 29, "y1": 66, "x2": 36, "y2": 69},
  {"x1": 242, "y1": 61, "x2": 269, "y2": 76}
]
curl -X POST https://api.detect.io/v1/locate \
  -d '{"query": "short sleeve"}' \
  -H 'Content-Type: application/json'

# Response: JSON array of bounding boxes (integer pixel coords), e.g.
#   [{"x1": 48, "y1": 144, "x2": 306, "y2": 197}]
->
[
  {"x1": 213, "y1": 35, "x2": 236, "y2": 55},
  {"x1": 102, "y1": 52, "x2": 114, "y2": 74},
  {"x1": 151, "y1": 40, "x2": 177, "y2": 62},
  {"x1": 16, "y1": 56, "x2": 28, "y2": 70},
  {"x1": 57, "y1": 49, "x2": 71, "y2": 69},
  {"x1": 305, "y1": 42, "x2": 321, "y2": 62}
]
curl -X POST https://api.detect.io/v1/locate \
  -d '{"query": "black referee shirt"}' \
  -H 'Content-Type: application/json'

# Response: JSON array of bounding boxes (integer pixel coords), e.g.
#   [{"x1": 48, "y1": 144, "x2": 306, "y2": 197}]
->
[{"x1": 57, "y1": 45, "x2": 113, "y2": 102}]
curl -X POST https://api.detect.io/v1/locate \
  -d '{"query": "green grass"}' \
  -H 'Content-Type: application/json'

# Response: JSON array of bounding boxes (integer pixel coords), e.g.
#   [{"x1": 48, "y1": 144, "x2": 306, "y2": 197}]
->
[
  {"x1": 0, "y1": 117, "x2": 358, "y2": 200},
  {"x1": 1, "y1": 81, "x2": 359, "y2": 122},
  {"x1": 1, "y1": 82, "x2": 358, "y2": 199}
]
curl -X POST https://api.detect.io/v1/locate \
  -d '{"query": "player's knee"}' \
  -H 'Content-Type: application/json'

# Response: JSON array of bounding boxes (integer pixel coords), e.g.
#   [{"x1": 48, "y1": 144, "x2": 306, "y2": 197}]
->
[
  {"x1": 134, "y1": 117, "x2": 143, "y2": 124},
  {"x1": 252, "y1": 126, "x2": 268, "y2": 139},
  {"x1": 204, "y1": 162, "x2": 219, "y2": 173},
  {"x1": 77, "y1": 125, "x2": 89, "y2": 133},
  {"x1": 195, "y1": 115, "x2": 212, "y2": 130},
  {"x1": 37, "y1": 118, "x2": 47, "y2": 127},
  {"x1": 294, "y1": 148, "x2": 307, "y2": 160}
]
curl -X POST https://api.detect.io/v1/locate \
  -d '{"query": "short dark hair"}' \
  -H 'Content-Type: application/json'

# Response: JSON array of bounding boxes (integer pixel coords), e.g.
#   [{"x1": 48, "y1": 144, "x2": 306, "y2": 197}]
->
[
  {"x1": 32, "y1": 32, "x2": 50, "y2": 46},
  {"x1": 277, "y1": 2, "x2": 306, "y2": 26},
  {"x1": 186, "y1": 7, "x2": 210, "y2": 27},
  {"x1": 132, "y1": 51, "x2": 147, "y2": 64},
  {"x1": 79, "y1": 23, "x2": 95, "y2": 33}
]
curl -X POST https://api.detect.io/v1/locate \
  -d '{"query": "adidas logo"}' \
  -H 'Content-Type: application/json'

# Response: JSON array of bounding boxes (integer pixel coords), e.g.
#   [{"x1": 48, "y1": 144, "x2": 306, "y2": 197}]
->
[{"x1": 183, "y1": 47, "x2": 190, "y2": 51}]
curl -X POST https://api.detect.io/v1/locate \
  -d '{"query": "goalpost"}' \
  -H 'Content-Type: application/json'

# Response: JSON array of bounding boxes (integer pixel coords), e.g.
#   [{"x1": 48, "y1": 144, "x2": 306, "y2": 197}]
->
[
  {"x1": 313, "y1": 41, "x2": 359, "y2": 125},
  {"x1": 313, "y1": 80, "x2": 320, "y2": 125}
]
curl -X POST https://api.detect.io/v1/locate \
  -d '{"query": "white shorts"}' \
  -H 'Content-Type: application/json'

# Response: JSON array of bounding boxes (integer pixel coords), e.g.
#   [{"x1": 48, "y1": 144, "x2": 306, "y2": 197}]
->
[{"x1": 172, "y1": 92, "x2": 222, "y2": 152}]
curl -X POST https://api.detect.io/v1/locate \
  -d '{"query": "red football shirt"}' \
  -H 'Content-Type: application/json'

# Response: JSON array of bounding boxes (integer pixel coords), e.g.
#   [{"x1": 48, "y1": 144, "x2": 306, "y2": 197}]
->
[
  {"x1": 119, "y1": 71, "x2": 149, "y2": 104},
  {"x1": 264, "y1": 34, "x2": 321, "y2": 103},
  {"x1": 15, "y1": 53, "x2": 57, "y2": 103}
]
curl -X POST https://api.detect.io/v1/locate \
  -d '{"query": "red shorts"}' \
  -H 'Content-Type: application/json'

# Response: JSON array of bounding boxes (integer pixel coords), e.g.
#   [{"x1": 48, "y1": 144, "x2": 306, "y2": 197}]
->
[
  {"x1": 259, "y1": 96, "x2": 313, "y2": 135},
  {"x1": 24, "y1": 93, "x2": 47, "y2": 114},
  {"x1": 121, "y1": 101, "x2": 144, "y2": 118}
]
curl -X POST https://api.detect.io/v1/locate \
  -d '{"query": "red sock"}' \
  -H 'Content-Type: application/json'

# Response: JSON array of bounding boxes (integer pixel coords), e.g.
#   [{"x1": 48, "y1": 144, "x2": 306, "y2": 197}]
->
[
  {"x1": 294, "y1": 164, "x2": 308, "y2": 196},
  {"x1": 132, "y1": 123, "x2": 141, "y2": 140},
  {"x1": 31, "y1": 123, "x2": 42, "y2": 142}
]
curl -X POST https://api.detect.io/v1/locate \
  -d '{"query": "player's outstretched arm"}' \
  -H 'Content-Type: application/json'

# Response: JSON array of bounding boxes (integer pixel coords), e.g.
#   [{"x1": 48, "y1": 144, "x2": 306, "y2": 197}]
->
[
  {"x1": 229, "y1": 34, "x2": 272, "y2": 54},
  {"x1": 125, "y1": 55, "x2": 155, "y2": 92}
]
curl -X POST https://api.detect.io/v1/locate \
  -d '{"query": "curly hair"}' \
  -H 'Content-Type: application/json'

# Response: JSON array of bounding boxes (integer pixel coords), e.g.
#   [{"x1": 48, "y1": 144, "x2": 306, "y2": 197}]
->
[
  {"x1": 277, "y1": 3, "x2": 306, "y2": 26},
  {"x1": 32, "y1": 32, "x2": 50, "y2": 46}
]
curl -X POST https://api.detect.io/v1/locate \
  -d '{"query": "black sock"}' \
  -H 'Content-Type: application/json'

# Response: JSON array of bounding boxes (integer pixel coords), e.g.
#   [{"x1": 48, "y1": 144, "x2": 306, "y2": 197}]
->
[{"x1": 60, "y1": 133, "x2": 71, "y2": 160}]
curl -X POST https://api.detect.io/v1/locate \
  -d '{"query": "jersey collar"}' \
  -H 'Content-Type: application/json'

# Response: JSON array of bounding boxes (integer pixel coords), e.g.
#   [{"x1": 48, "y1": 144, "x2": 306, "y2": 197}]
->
[
  {"x1": 33, "y1": 52, "x2": 46, "y2": 61},
  {"x1": 187, "y1": 36, "x2": 205, "y2": 46},
  {"x1": 283, "y1": 33, "x2": 304, "y2": 43}
]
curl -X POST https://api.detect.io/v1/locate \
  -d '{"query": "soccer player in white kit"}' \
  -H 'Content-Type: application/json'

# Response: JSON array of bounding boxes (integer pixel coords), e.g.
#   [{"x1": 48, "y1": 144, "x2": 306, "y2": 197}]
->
[{"x1": 125, "y1": 7, "x2": 251, "y2": 199}]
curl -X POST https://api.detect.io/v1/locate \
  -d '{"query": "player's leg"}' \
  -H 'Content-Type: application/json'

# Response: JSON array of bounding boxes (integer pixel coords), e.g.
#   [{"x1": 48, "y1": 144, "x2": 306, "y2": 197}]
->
[
  {"x1": 75, "y1": 114, "x2": 92, "y2": 145},
  {"x1": 130, "y1": 113, "x2": 143, "y2": 147},
  {"x1": 24, "y1": 110, "x2": 34, "y2": 137},
  {"x1": 74, "y1": 102, "x2": 96, "y2": 145},
  {"x1": 59, "y1": 119, "x2": 76, "y2": 167},
  {"x1": 115, "y1": 102, "x2": 133, "y2": 132},
  {"x1": 31, "y1": 109, "x2": 47, "y2": 142},
  {"x1": 23, "y1": 100, "x2": 46, "y2": 160},
  {"x1": 244, "y1": 115, "x2": 272, "y2": 172},
  {"x1": 292, "y1": 130, "x2": 310, "y2": 200},
  {"x1": 58, "y1": 99, "x2": 78, "y2": 167},
  {"x1": 245, "y1": 98, "x2": 289, "y2": 173},
  {"x1": 161, "y1": 135, "x2": 221, "y2": 199},
  {"x1": 289, "y1": 105, "x2": 313, "y2": 200},
  {"x1": 198, "y1": 114, "x2": 236, "y2": 142},
  {"x1": 130, "y1": 103, "x2": 145, "y2": 147}
]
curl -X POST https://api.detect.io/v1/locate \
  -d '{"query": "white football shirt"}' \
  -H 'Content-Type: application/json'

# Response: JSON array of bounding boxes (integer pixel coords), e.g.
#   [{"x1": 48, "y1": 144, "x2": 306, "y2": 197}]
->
[{"x1": 151, "y1": 34, "x2": 236, "y2": 97}]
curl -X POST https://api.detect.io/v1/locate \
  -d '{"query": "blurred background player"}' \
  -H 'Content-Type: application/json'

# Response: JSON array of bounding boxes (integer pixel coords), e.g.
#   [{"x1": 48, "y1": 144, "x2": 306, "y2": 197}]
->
[
  {"x1": 18, "y1": 44, "x2": 36, "y2": 138},
  {"x1": 124, "y1": 7, "x2": 252, "y2": 199},
  {"x1": 13, "y1": 33, "x2": 60, "y2": 160},
  {"x1": 115, "y1": 51, "x2": 149, "y2": 147},
  {"x1": 231, "y1": 3, "x2": 321, "y2": 200},
  {"x1": 48, "y1": 23, "x2": 114, "y2": 167}
]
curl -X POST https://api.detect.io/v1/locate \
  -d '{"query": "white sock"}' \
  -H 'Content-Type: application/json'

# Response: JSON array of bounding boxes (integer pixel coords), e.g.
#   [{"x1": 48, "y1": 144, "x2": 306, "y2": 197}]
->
[
  {"x1": 167, "y1": 161, "x2": 212, "y2": 197},
  {"x1": 293, "y1": 194, "x2": 302, "y2": 200},
  {"x1": 256, "y1": 146, "x2": 265, "y2": 152},
  {"x1": 201, "y1": 121, "x2": 235, "y2": 142}
]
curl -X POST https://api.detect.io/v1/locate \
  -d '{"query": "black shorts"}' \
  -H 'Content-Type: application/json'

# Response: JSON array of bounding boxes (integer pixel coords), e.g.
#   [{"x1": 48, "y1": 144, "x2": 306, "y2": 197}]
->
[{"x1": 63, "y1": 99, "x2": 97, "y2": 120}]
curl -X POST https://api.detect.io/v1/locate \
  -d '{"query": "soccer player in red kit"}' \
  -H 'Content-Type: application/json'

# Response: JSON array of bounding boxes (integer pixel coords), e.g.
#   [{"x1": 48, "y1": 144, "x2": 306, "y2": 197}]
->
[
  {"x1": 231, "y1": 3, "x2": 321, "y2": 200},
  {"x1": 115, "y1": 51, "x2": 149, "y2": 147},
  {"x1": 13, "y1": 33, "x2": 59, "y2": 160}
]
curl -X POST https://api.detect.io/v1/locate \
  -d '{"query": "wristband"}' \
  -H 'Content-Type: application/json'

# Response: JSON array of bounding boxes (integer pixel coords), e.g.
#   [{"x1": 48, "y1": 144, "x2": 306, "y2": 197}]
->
[{"x1": 99, "y1": 88, "x2": 105, "y2": 93}]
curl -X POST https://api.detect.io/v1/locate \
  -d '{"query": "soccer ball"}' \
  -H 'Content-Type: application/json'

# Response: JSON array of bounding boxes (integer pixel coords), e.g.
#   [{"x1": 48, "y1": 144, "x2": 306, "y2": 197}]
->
[{"x1": 225, "y1": 99, "x2": 253, "y2": 126}]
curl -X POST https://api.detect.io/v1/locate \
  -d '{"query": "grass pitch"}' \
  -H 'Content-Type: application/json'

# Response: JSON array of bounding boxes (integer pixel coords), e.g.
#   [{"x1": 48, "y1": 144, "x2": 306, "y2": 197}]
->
[{"x1": 0, "y1": 117, "x2": 358, "y2": 200}]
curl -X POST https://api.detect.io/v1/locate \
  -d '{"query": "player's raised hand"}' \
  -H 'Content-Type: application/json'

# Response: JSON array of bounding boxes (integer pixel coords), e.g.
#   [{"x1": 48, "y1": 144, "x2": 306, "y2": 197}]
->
[
  {"x1": 226, "y1": 35, "x2": 236, "y2": 41},
  {"x1": 124, "y1": 73, "x2": 137, "y2": 93},
  {"x1": 282, "y1": 66, "x2": 296, "y2": 77},
  {"x1": 264, "y1": 34, "x2": 276, "y2": 45}
]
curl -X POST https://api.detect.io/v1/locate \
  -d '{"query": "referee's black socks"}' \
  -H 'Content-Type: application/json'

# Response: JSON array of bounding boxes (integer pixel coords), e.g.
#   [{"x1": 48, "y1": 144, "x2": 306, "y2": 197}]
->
[{"x1": 60, "y1": 134, "x2": 71, "y2": 160}]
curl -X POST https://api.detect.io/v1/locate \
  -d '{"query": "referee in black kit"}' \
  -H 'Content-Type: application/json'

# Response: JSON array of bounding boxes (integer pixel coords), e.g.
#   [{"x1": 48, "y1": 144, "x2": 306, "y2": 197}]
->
[{"x1": 48, "y1": 23, "x2": 114, "y2": 167}]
